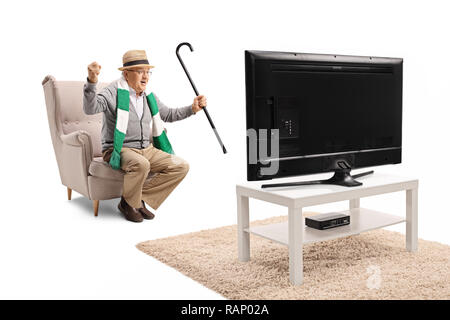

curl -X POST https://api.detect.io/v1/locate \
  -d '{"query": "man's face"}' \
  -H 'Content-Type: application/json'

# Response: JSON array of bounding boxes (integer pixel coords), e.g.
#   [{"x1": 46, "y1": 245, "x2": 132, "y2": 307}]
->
[{"x1": 124, "y1": 67, "x2": 151, "y2": 94}]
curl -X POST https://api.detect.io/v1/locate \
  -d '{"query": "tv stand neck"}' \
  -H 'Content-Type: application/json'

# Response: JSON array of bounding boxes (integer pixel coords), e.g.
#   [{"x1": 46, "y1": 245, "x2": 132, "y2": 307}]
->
[{"x1": 261, "y1": 169, "x2": 374, "y2": 189}]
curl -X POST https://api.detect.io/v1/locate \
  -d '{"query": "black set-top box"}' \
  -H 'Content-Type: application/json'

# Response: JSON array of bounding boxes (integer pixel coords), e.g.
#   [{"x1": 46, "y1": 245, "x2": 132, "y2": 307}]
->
[{"x1": 305, "y1": 212, "x2": 350, "y2": 230}]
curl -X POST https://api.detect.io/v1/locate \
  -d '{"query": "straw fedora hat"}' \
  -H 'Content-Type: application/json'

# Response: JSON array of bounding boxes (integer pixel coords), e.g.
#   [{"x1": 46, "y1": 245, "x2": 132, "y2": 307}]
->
[{"x1": 118, "y1": 50, "x2": 155, "y2": 71}]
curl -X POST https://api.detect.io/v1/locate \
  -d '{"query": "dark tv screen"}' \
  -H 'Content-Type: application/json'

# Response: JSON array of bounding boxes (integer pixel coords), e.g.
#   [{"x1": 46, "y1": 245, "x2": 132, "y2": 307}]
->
[{"x1": 245, "y1": 50, "x2": 403, "y2": 181}]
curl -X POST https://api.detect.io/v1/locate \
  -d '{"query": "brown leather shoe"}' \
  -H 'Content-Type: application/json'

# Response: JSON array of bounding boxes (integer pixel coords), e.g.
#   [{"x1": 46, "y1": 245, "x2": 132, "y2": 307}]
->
[
  {"x1": 138, "y1": 201, "x2": 155, "y2": 220},
  {"x1": 118, "y1": 197, "x2": 143, "y2": 223}
]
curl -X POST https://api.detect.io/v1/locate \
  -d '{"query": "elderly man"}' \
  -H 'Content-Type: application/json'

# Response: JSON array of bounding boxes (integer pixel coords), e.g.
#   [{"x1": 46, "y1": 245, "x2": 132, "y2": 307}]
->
[{"x1": 83, "y1": 50, "x2": 207, "y2": 223}]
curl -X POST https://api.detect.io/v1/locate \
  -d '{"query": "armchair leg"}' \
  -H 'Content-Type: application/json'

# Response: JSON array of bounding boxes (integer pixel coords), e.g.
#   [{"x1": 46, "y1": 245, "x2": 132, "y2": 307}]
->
[
  {"x1": 93, "y1": 200, "x2": 99, "y2": 217},
  {"x1": 67, "y1": 187, "x2": 72, "y2": 200}
]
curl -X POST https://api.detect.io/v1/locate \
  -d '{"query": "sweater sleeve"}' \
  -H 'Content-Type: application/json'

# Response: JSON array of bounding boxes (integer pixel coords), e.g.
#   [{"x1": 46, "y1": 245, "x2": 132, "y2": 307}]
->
[
  {"x1": 154, "y1": 94, "x2": 194, "y2": 123},
  {"x1": 83, "y1": 79, "x2": 112, "y2": 115}
]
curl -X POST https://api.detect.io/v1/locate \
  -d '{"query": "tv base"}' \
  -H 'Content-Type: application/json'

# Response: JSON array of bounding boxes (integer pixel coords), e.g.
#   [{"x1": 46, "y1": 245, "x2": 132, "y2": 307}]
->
[{"x1": 261, "y1": 169, "x2": 374, "y2": 189}]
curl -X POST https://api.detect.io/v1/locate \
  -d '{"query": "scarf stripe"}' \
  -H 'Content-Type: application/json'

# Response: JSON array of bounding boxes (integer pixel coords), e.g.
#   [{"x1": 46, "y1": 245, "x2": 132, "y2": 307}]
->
[
  {"x1": 109, "y1": 77, "x2": 174, "y2": 170},
  {"x1": 150, "y1": 112, "x2": 164, "y2": 137},
  {"x1": 115, "y1": 108, "x2": 129, "y2": 133}
]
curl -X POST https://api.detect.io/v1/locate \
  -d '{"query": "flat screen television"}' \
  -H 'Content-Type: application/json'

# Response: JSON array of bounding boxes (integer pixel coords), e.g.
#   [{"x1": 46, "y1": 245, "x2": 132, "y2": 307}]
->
[{"x1": 245, "y1": 50, "x2": 403, "y2": 187}]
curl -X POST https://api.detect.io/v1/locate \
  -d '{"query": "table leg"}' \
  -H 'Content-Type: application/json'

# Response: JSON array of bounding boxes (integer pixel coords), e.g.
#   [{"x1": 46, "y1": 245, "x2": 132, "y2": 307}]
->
[
  {"x1": 288, "y1": 206, "x2": 303, "y2": 285},
  {"x1": 349, "y1": 198, "x2": 360, "y2": 209},
  {"x1": 349, "y1": 199, "x2": 360, "y2": 235},
  {"x1": 406, "y1": 188, "x2": 418, "y2": 252},
  {"x1": 237, "y1": 194, "x2": 250, "y2": 262}
]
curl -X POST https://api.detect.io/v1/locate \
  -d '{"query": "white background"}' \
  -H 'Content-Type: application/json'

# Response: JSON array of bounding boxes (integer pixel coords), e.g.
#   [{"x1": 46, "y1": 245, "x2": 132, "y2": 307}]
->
[{"x1": 0, "y1": 0, "x2": 449, "y2": 299}]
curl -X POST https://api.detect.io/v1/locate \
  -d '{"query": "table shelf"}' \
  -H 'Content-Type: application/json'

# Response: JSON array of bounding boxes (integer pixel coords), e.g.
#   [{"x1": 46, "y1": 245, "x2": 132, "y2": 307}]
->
[{"x1": 245, "y1": 208, "x2": 405, "y2": 246}]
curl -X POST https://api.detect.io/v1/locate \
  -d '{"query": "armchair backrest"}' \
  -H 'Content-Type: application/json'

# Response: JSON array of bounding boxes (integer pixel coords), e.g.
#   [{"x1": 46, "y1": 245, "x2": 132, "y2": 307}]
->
[
  {"x1": 42, "y1": 75, "x2": 108, "y2": 158},
  {"x1": 43, "y1": 75, "x2": 111, "y2": 196}
]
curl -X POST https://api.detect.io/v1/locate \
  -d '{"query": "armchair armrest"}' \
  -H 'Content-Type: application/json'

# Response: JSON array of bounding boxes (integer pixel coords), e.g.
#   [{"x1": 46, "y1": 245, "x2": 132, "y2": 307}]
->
[
  {"x1": 60, "y1": 130, "x2": 94, "y2": 175},
  {"x1": 61, "y1": 130, "x2": 88, "y2": 146}
]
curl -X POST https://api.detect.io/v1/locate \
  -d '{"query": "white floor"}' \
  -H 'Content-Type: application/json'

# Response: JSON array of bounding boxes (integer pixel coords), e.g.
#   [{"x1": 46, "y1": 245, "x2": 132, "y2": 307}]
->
[
  {"x1": 0, "y1": 189, "x2": 227, "y2": 299},
  {"x1": 1, "y1": 160, "x2": 448, "y2": 299}
]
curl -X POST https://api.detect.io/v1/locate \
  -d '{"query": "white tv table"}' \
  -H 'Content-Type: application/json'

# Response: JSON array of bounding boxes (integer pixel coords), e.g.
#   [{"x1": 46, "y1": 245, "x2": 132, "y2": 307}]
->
[{"x1": 236, "y1": 172, "x2": 418, "y2": 285}]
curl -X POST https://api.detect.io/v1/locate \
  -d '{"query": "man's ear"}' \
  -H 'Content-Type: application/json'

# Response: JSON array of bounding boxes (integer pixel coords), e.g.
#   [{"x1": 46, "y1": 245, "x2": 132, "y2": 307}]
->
[{"x1": 122, "y1": 71, "x2": 128, "y2": 81}]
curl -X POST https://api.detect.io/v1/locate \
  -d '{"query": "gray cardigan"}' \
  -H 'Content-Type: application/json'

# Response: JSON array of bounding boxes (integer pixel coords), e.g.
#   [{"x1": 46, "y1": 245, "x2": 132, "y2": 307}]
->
[{"x1": 83, "y1": 79, "x2": 194, "y2": 152}]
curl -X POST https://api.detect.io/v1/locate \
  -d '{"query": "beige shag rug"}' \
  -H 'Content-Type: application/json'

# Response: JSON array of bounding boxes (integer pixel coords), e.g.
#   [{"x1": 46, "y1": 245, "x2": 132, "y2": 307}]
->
[{"x1": 136, "y1": 215, "x2": 450, "y2": 300}]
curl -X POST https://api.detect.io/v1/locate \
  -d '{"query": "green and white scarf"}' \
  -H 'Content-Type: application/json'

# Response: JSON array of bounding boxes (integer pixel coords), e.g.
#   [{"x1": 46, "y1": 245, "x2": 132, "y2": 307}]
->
[{"x1": 109, "y1": 77, "x2": 174, "y2": 170}]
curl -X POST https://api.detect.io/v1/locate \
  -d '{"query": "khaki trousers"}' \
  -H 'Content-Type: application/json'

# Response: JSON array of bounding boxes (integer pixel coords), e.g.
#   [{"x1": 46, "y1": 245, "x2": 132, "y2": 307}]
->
[{"x1": 103, "y1": 144, "x2": 189, "y2": 210}]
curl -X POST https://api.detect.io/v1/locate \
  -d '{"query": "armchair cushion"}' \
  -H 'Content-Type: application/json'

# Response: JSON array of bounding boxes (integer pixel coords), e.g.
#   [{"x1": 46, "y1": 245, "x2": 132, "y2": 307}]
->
[{"x1": 89, "y1": 157, "x2": 125, "y2": 181}]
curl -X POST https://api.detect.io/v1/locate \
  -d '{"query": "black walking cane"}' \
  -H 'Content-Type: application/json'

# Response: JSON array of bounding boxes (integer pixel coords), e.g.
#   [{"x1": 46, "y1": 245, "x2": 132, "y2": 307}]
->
[{"x1": 176, "y1": 42, "x2": 227, "y2": 154}]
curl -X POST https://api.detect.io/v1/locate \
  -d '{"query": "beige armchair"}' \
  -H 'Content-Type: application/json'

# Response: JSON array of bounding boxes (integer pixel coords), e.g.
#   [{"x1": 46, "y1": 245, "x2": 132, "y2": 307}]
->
[{"x1": 42, "y1": 75, "x2": 154, "y2": 216}]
